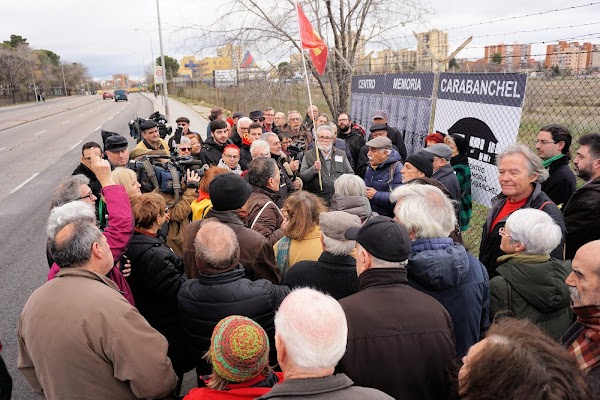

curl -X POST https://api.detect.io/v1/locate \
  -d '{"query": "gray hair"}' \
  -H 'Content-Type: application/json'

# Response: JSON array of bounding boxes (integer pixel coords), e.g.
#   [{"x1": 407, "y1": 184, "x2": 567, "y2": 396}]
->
[
  {"x1": 250, "y1": 139, "x2": 271, "y2": 158},
  {"x1": 358, "y1": 244, "x2": 409, "y2": 269},
  {"x1": 322, "y1": 234, "x2": 355, "y2": 256},
  {"x1": 496, "y1": 143, "x2": 549, "y2": 183},
  {"x1": 47, "y1": 200, "x2": 96, "y2": 239},
  {"x1": 316, "y1": 124, "x2": 333, "y2": 137},
  {"x1": 275, "y1": 288, "x2": 347, "y2": 370},
  {"x1": 194, "y1": 221, "x2": 239, "y2": 270},
  {"x1": 50, "y1": 219, "x2": 103, "y2": 269},
  {"x1": 390, "y1": 184, "x2": 457, "y2": 239},
  {"x1": 50, "y1": 175, "x2": 90, "y2": 208},
  {"x1": 260, "y1": 132, "x2": 279, "y2": 142},
  {"x1": 237, "y1": 117, "x2": 252, "y2": 129},
  {"x1": 505, "y1": 208, "x2": 562, "y2": 255},
  {"x1": 287, "y1": 110, "x2": 301, "y2": 119},
  {"x1": 334, "y1": 174, "x2": 367, "y2": 197},
  {"x1": 179, "y1": 136, "x2": 192, "y2": 145}
]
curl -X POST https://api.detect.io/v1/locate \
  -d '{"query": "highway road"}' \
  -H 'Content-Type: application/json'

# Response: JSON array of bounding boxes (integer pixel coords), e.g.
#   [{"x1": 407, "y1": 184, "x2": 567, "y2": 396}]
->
[{"x1": 0, "y1": 93, "x2": 153, "y2": 399}]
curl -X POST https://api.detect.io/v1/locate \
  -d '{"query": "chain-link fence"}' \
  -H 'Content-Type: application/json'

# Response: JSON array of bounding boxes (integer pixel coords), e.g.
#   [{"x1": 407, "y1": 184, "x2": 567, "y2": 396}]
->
[{"x1": 174, "y1": 69, "x2": 600, "y2": 255}]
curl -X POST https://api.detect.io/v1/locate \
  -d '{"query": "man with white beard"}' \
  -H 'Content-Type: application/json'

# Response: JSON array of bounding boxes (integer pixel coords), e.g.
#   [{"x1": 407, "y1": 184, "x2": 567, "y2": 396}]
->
[
  {"x1": 562, "y1": 240, "x2": 600, "y2": 393},
  {"x1": 300, "y1": 125, "x2": 353, "y2": 205}
]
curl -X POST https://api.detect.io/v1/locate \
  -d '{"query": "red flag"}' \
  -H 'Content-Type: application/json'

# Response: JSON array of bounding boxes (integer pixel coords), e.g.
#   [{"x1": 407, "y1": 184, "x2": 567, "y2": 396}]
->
[{"x1": 296, "y1": 3, "x2": 328, "y2": 75}]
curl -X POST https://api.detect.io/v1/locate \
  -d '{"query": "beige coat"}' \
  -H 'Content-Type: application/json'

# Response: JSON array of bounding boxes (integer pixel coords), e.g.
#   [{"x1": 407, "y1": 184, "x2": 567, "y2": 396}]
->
[{"x1": 17, "y1": 269, "x2": 177, "y2": 400}]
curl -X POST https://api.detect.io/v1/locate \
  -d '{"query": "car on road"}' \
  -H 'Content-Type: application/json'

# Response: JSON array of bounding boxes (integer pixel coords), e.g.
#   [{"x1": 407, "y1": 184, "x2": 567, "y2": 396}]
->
[
  {"x1": 114, "y1": 89, "x2": 128, "y2": 102},
  {"x1": 102, "y1": 91, "x2": 114, "y2": 99}
]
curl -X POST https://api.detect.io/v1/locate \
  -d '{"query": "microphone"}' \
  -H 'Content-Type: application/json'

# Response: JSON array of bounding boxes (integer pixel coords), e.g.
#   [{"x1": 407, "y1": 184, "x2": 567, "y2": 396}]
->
[{"x1": 283, "y1": 161, "x2": 295, "y2": 178}]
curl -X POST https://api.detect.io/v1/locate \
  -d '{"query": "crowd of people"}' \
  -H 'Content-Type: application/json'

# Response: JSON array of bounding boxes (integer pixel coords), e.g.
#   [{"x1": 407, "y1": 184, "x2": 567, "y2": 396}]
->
[{"x1": 2, "y1": 103, "x2": 600, "y2": 400}]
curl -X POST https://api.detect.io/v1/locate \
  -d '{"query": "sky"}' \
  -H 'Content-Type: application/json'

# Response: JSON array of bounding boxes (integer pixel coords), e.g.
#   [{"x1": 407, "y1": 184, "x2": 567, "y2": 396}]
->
[{"x1": 2, "y1": 0, "x2": 598, "y2": 80}]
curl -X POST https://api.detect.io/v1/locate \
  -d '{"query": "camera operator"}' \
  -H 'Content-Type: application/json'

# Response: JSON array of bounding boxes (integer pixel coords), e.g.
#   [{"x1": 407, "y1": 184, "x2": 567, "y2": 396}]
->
[
  {"x1": 169, "y1": 117, "x2": 201, "y2": 152},
  {"x1": 133, "y1": 120, "x2": 170, "y2": 154}
]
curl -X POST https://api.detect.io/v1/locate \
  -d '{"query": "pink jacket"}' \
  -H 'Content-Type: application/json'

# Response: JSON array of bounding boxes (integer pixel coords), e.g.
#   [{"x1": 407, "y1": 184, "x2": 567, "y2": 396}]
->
[{"x1": 48, "y1": 185, "x2": 135, "y2": 305}]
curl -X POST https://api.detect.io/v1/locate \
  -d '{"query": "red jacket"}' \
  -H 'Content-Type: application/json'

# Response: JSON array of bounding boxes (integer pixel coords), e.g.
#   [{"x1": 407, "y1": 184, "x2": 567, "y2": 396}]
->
[
  {"x1": 184, "y1": 372, "x2": 284, "y2": 400},
  {"x1": 47, "y1": 185, "x2": 135, "y2": 305}
]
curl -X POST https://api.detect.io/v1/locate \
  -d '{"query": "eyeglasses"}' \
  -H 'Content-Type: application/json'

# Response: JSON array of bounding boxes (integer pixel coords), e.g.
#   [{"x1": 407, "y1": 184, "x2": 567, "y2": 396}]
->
[
  {"x1": 318, "y1": 136, "x2": 333, "y2": 141},
  {"x1": 177, "y1": 123, "x2": 187, "y2": 127},
  {"x1": 498, "y1": 227, "x2": 511, "y2": 238},
  {"x1": 252, "y1": 118, "x2": 265, "y2": 122},
  {"x1": 289, "y1": 117, "x2": 301, "y2": 121},
  {"x1": 536, "y1": 139, "x2": 556, "y2": 145},
  {"x1": 78, "y1": 193, "x2": 96, "y2": 200},
  {"x1": 238, "y1": 127, "x2": 249, "y2": 131},
  {"x1": 223, "y1": 154, "x2": 240, "y2": 159}
]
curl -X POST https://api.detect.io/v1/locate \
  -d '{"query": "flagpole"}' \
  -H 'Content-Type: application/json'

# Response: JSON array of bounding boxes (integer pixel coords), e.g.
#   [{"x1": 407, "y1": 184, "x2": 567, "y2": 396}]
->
[{"x1": 295, "y1": 1, "x2": 322, "y2": 191}]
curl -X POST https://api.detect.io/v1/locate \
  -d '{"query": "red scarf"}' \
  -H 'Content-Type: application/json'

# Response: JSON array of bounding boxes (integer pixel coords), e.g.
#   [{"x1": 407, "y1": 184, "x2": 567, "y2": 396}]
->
[
  {"x1": 242, "y1": 136, "x2": 252, "y2": 146},
  {"x1": 569, "y1": 305, "x2": 600, "y2": 373},
  {"x1": 196, "y1": 190, "x2": 210, "y2": 202}
]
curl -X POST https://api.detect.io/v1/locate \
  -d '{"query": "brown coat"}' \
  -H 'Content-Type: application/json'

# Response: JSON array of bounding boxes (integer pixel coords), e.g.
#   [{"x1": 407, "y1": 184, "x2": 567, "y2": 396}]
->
[
  {"x1": 183, "y1": 209, "x2": 282, "y2": 283},
  {"x1": 246, "y1": 185, "x2": 285, "y2": 246},
  {"x1": 160, "y1": 187, "x2": 197, "y2": 257},
  {"x1": 17, "y1": 269, "x2": 177, "y2": 400}
]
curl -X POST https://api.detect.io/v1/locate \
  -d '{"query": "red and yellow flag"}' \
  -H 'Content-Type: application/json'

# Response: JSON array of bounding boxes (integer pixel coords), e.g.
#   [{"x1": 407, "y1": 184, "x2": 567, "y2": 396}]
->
[{"x1": 296, "y1": 3, "x2": 328, "y2": 75}]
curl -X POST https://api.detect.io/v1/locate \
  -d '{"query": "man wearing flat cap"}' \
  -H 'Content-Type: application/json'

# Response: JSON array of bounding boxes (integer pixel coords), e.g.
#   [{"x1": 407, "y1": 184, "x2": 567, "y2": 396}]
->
[
  {"x1": 423, "y1": 143, "x2": 461, "y2": 201},
  {"x1": 133, "y1": 119, "x2": 170, "y2": 155},
  {"x1": 401, "y1": 150, "x2": 434, "y2": 183},
  {"x1": 356, "y1": 124, "x2": 401, "y2": 178},
  {"x1": 337, "y1": 216, "x2": 455, "y2": 400},
  {"x1": 282, "y1": 211, "x2": 361, "y2": 300},
  {"x1": 104, "y1": 134, "x2": 130, "y2": 168},
  {"x1": 363, "y1": 136, "x2": 404, "y2": 218},
  {"x1": 371, "y1": 109, "x2": 407, "y2": 162}
]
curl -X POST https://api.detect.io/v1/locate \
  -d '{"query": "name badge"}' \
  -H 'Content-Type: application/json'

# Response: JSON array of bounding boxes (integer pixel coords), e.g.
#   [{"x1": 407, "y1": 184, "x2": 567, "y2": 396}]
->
[{"x1": 335, "y1": 155, "x2": 343, "y2": 163}]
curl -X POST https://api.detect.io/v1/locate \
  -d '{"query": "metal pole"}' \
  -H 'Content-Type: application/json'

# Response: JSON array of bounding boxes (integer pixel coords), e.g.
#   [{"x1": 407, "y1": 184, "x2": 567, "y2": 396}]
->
[
  {"x1": 156, "y1": 0, "x2": 170, "y2": 120},
  {"x1": 29, "y1": 52, "x2": 39, "y2": 103},
  {"x1": 135, "y1": 28, "x2": 155, "y2": 67},
  {"x1": 61, "y1": 64, "x2": 68, "y2": 96}
]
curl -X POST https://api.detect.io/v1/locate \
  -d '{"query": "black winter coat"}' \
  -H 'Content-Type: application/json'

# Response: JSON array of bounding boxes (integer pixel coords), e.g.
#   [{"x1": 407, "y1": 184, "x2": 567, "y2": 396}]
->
[
  {"x1": 563, "y1": 177, "x2": 600, "y2": 259},
  {"x1": 432, "y1": 164, "x2": 461, "y2": 202},
  {"x1": 383, "y1": 125, "x2": 407, "y2": 162},
  {"x1": 240, "y1": 143, "x2": 252, "y2": 171},
  {"x1": 338, "y1": 128, "x2": 366, "y2": 168},
  {"x1": 479, "y1": 183, "x2": 566, "y2": 278},
  {"x1": 177, "y1": 266, "x2": 290, "y2": 375},
  {"x1": 125, "y1": 232, "x2": 189, "y2": 373},
  {"x1": 541, "y1": 156, "x2": 576, "y2": 208},
  {"x1": 363, "y1": 151, "x2": 403, "y2": 217},
  {"x1": 200, "y1": 137, "x2": 230, "y2": 166}
]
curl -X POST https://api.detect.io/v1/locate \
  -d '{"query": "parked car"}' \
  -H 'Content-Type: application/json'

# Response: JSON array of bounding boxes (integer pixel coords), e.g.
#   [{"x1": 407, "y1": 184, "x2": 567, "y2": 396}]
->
[
  {"x1": 114, "y1": 89, "x2": 128, "y2": 102},
  {"x1": 102, "y1": 91, "x2": 114, "y2": 99}
]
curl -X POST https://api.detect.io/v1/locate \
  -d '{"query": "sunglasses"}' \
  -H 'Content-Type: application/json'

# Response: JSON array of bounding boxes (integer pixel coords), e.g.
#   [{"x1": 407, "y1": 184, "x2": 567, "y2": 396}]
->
[
  {"x1": 179, "y1": 147, "x2": 192, "y2": 151},
  {"x1": 252, "y1": 118, "x2": 265, "y2": 122}
]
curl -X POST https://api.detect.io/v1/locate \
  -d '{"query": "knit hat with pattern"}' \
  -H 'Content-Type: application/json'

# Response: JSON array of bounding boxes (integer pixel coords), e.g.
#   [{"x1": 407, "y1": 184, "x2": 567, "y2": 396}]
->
[{"x1": 210, "y1": 315, "x2": 269, "y2": 383}]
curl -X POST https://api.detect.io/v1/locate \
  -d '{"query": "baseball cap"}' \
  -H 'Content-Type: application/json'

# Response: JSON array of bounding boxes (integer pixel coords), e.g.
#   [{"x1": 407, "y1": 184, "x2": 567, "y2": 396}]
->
[{"x1": 344, "y1": 215, "x2": 410, "y2": 262}]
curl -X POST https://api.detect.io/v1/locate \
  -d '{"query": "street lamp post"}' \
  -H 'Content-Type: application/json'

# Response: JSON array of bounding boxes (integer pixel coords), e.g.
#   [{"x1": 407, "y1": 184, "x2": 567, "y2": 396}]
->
[
  {"x1": 134, "y1": 28, "x2": 155, "y2": 68},
  {"x1": 156, "y1": 0, "x2": 170, "y2": 120}
]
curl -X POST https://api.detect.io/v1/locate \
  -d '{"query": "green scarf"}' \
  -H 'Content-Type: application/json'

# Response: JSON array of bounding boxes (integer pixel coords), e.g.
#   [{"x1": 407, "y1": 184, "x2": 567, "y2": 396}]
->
[
  {"x1": 497, "y1": 253, "x2": 550, "y2": 265},
  {"x1": 542, "y1": 153, "x2": 564, "y2": 168}
]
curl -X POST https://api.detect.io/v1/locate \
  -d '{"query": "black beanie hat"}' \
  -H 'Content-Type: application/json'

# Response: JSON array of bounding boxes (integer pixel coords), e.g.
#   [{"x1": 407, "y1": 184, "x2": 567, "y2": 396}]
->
[
  {"x1": 208, "y1": 173, "x2": 252, "y2": 211},
  {"x1": 405, "y1": 151, "x2": 434, "y2": 178},
  {"x1": 450, "y1": 133, "x2": 468, "y2": 156}
]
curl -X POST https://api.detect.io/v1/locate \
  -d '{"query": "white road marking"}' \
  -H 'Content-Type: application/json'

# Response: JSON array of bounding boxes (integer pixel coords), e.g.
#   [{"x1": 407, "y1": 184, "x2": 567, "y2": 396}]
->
[
  {"x1": 79, "y1": 114, "x2": 84, "y2": 117},
  {"x1": 0, "y1": 147, "x2": 6, "y2": 152},
  {"x1": 94, "y1": 125, "x2": 101, "y2": 131},
  {"x1": 34, "y1": 130, "x2": 46, "y2": 136},
  {"x1": 69, "y1": 140, "x2": 82, "y2": 151},
  {"x1": 15, "y1": 112, "x2": 27, "y2": 116},
  {"x1": 61, "y1": 120, "x2": 70, "y2": 124},
  {"x1": 10, "y1": 173, "x2": 39, "y2": 194},
  {"x1": 108, "y1": 116, "x2": 113, "y2": 120}
]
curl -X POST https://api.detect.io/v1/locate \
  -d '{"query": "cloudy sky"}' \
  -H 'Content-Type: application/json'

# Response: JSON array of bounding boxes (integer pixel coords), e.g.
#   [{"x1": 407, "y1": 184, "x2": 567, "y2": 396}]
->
[{"x1": 2, "y1": 0, "x2": 598, "y2": 80}]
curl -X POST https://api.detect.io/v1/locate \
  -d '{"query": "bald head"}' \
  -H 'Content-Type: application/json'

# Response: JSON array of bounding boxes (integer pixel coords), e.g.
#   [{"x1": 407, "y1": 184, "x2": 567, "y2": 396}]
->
[
  {"x1": 50, "y1": 219, "x2": 109, "y2": 271},
  {"x1": 566, "y1": 240, "x2": 600, "y2": 307},
  {"x1": 194, "y1": 220, "x2": 240, "y2": 272}
]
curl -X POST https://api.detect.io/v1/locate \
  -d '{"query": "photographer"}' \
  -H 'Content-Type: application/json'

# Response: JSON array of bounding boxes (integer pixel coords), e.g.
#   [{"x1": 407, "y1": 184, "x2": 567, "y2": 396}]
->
[
  {"x1": 169, "y1": 117, "x2": 201, "y2": 153},
  {"x1": 133, "y1": 120, "x2": 170, "y2": 153}
]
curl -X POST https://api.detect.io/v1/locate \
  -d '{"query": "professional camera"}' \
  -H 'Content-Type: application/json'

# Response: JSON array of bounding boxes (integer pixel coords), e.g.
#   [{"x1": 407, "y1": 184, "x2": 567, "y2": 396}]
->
[
  {"x1": 288, "y1": 143, "x2": 305, "y2": 159},
  {"x1": 149, "y1": 111, "x2": 172, "y2": 139},
  {"x1": 171, "y1": 156, "x2": 207, "y2": 181}
]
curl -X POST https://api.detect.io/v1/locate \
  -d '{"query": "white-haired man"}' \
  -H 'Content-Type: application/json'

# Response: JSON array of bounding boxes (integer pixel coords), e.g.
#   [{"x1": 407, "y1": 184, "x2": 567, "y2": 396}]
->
[
  {"x1": 338, "y1": 216, "x2": 455, "y2": 400},
  {"x1": 250, "y1": 139, "x2": 272, "y2": 159},
  {"x1": 299, "y1": 125, "x2": 353, "y2": 205},
  {"x1": 390, "y1": 184, "x2": 490, "y2": 357},
  {"x1": 18, "y1": 217, "x2": 177, "y2": 399},
  {"x1": 479, "y1": 143, "x2": 566, "y2": 278},
  {"x1": 258, "y1": 288, "x2": 392, "y2": 399},
  {"x1": 282, "y1": 211, "x2": 362, "y2": 300}
]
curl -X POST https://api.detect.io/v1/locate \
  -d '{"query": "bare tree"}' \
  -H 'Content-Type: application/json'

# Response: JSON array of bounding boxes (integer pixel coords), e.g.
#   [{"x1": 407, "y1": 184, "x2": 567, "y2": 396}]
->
[
  {"x1": 182, "y1": 0, "x2": 429, "y2": 117},
  {"x1": 0, "y1": 44, "x2": 33, "y2": 103}
]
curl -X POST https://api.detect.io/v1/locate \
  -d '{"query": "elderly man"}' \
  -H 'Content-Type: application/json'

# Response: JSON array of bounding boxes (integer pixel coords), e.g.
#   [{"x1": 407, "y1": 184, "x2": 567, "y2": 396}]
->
[
  {"x1": 363, "y1": 136, "x2": 403, "y2": 217},
  {"x1": 356, "y1": 124, "x2": 399, "y2": 178},
  {"x1": 282, "y1": 110, "x2": 312, "y2": 149},
  {"x1": 423, "y1": 143, "x2": 461, "y2": 201},
  {"x1": 563, "y1": 133, "x2": 600, "y2": 259},
  {"x1": 263, "y1": 107, "x2": 277, "y2": 133},
  {"x1": 178, "y1": 220, "x2": 289, "y2": 381},
  {"x1": 273, "y1": 112, "x2": 287, "y2": 131},
  {"x1": 240, "y1": 121, "x2": 264, "y2": 170},
  {"x1": 72, "y1": 141, "x2": 103, "y2": 201},
  {"x1": 262, "y1": 132, "x2": 301, "y2": 201},
  {"x1": 200, "y1": 119, "x2": 232, "y2": 166},
  {"x1": 18, "y1": 217, "x2": 177, "y2": 399},
  {"x1": 183, "y1": 173, "x2": 281, "y2": 283},
  {"x1": 258, "y1": 288, "x2": 393, "y2": 400},
  {"x1": 303, "y1": 105, "x2": 319, "y2": 131},
  {"x1": 133, "y1": 119, "x2": 170, "y2": 153},
  {"x1": 282, "y1": 211, "x2": 361, "y2": 300},
  {"x1": 103, "y1": 134, "x2": 130, "y2": 168},
  {"x1": 169, "y1": 117, "x2": 199, "y2": 150},
  {"x1": 391, "y1": 184, "x2": 490, "y2": 357},
  {"x1": 338, "y1": 216, "x2": 455, "y2": 400},
  {"x1": 250, "y1": 139, "x2": 271, "y2": 159},
  {"x1": 337, "y1": 112, "x2": 365, "y2": 167},
  {"x1": 401, "y1": 151, "x2": 434, "y2": 183},
  {"x1": 562, "y1": 240, "x2": 600, "y2": 393},
  {"x1": 300, "y1": 125, "x2": 353, "y2": 205},
  {"x1": 536, "y1": 124, "x2": 576, "y2": 207},
  {"x1": 479, "y1": 143, "x2": 566, "y2": 277},
  {"x1": 246, "y1": 157, "x2": 285, "y2": 245},
  {"x1": 371, "y1": 109, "x2": 407, "y2": 162}
]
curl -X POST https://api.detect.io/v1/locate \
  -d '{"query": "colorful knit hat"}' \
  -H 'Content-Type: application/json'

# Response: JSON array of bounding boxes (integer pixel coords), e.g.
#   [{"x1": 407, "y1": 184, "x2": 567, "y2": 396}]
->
[{"x1": 210, "y1": 315, "x2": 270, "y2": 383}]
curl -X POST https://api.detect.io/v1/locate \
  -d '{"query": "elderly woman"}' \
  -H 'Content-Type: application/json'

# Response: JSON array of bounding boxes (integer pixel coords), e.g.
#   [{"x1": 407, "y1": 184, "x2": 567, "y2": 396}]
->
[
  {"x1": 190, "y1": 167, "x2": 229, "y2": 220},
  {"x1": 217, "y1": 144, "x2": 243, "y2": 175},
  {"x1": 489, "y1": 208, "x2": 571, "y2": 339},
  {"x1": 183, "y1": 315, "x2": 283, "y2": 400},
  {"x1": 186, "y1": 133, "x2": 203, "y2": 160},
  {"x1": 459, "y1": 318, "x2": 590, "y2": 399},
  {"x1": 125, "y1": 192, "x2": 189, "y2": 385},
  {"x1": 444, "y1": 134, "x2": 472, "y2": 232},
  {"x1": 176, "y1": 136, "x2": 194, "y2": 158},
  {"x1": 274, "y1": 191, "x2": 327, "y2": 273},
  {"x1": 330, "y1": 173, "x2": 375, "y2": 222},
  {"x1": 111, "y1": 167, "x2": 142, "y2": 199},
  {"x1": 479, "y1": 143, "x2": 566, "y2": 278}
]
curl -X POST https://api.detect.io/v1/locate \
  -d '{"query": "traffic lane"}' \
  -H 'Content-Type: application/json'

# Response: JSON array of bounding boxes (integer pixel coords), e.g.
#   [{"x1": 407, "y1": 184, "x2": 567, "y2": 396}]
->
[
  {"x1": 0, "y1": 93, "x2": 150, "y2": 206},
  {"x1": 0, "y1": 95, "x2": 103, "y2": 132},
  {"x1": 0, "y1": 95, "x2": 153, "y2": 400}
]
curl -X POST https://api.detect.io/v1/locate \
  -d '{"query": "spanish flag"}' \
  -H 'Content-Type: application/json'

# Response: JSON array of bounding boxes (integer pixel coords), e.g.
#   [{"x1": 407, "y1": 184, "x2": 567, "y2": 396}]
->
[{"x1": 296, "y1": 2, "x2": 328, "y2": 75}]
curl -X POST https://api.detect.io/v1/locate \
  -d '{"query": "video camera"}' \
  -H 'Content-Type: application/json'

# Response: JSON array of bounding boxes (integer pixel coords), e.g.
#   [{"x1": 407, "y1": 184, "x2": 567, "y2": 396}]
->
[
  {"x1": 128, "y1": 111, "x2": 173, "y2": 142},
  {"x1": 288, "y1": 143, "x2": 305, "y2": 159}
]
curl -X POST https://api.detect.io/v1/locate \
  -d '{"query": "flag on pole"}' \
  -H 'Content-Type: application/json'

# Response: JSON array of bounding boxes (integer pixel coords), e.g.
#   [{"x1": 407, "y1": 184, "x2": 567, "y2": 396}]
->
[
  {"x1": 240, "y1": 50, "x2": 254, "y2": 68},
  {"x1": 296, "y1": 3, "x2": 328, "y2": 75}
]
